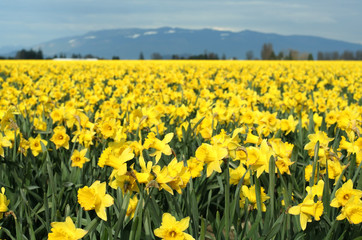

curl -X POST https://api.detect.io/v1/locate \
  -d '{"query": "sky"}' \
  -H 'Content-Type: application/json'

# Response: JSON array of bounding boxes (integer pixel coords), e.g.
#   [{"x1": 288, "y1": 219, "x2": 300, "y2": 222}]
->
[{"x1": 1, "y1": 0, "x2": 362, "y2": 48}]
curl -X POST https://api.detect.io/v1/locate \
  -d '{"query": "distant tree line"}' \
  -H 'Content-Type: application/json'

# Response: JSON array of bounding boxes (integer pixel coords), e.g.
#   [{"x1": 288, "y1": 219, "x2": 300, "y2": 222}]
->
[
  {"x1": 148, "y1": 51, "x2": 229, "y2": 60},
  {"x1": 8, "y1": 49, "x2": 45, "y2": 59},
  {"x1": 259, "y1": 43, "x2": 314, "y2": 60},
  {"x1": 259, "y1": 43, "x2": 362, "y2": 61},
  {"x1": 1, "y1": 45, "x2": 361, "y2": 60},
  {"x1": 317, "y1": 50, "x2": 362, "y2": 60}
]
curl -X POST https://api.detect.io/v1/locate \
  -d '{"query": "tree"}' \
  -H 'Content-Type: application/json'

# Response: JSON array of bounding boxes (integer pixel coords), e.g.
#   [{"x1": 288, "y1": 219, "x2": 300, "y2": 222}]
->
[
  {"x1": 317, "y1": 52, "x2": 324, "y2": 60},
  {"x1": 151, "y1": 52, "x2": 163, "y2": 59},
  {"x1": 341, "y1": 50, "x2": 354, "y2": 60},
  {"x1": 289, "y1": 49, "x2": 299, "y2": 60},
  {"x1": 277, "y1": 51, "x2": 284, "y2": 60},
  {"x1": 356, "y1": 50, "x2": 362, "y2": 60},
  {"x1": 246, "y1": 50, "x2": 254, "y2": 60},
  {"x1": 72, "y1": 53, "x2": 82, "y2": 59},
  {"x1": 112, "y1": 56, "x2": 120, "y2": 60},
  {"x1": 171, "y1": 54, "x2": 180, "y2": 59},
  {"x1": 261, "y1": 43, "x2": 275, "y2": 60},
  {"x1": 332, "y1": 51, "x2": 339, "y2": 60},
  {"x1": 139, "y1": 52, "x2": 144, "y2": 60},
  {"x1": 84, "y1": 54, "x2": 96, "y2": 59},
  {"x1": 308, "y1": 53, "x2": 314, "y2": 60},
  {"x1": 59, "y1": 52, "x2": 67, "y2": 58},
  {"x1": 15, "y1": 49, "x2": 43, "y2": 59}
]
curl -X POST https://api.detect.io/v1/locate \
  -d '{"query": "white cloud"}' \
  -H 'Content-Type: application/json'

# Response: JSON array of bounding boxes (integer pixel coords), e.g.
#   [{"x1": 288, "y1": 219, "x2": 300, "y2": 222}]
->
[
  {"x1": 127, "y1": 34, "x2": 140, "y2": 39},
  {"x1": 144, "y1": 31, "x2": 157, "y2": 35},
  {"x1": 165, "y1": 29, "x2": 175, "y2": 34}
]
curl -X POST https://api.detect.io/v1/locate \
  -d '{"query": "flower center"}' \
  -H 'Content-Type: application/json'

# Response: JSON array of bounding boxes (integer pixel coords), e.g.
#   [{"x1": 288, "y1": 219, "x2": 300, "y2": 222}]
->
[{"x1": 169, "y1": 231, "x2": 177, "y2": 237}]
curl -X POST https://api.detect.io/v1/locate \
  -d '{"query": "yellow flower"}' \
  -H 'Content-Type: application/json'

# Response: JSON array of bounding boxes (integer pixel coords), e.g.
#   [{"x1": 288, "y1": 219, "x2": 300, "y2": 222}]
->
[
  {"x1": 0, "y1": 133, "x2": 12, "y2": 157},
  {"x1": 229, "y1": 164, "x2": 250, "y2": 185},
  {"x1": 154, "y1": 213, "x2": 194, "y2": 240},
  {"x1": 280, "y1": 115, "x2": 298, "y2": 135},
  {"x1": 186, "y1": 157, "x2": 204, "y2": 179},
  {"x1": 326, "y1": 159, "x2": 345, "y2": 183},
  {"x1": 109, "y1": 173, "x2": 139, "y2": 193},
  {"x1": 134, "y1": 157, "x2": 154, "y2": 184},
  {"x1": 98, "y1": 146, "x2": 134, "y2": 171},
  {"x1": 18, "y1": 135, "x2": 30, "y2": 156},
  {"x1": 28, "y1": 134, "x2": 47, "y2": 157},
  {"x1": 100, "y1": 118, "x2": 117, "y2": 139},
  {"x1": 275, "y1": 157, "x2": 294, "y2": 175},
  {"x1": 144, "y1": 132, "x2": 174, "y2": 163},
  {"x1": 50, "y1": 107, "x2": 64, "y2": 124},
  {"x1": 246, "y1": 140, "x2": 273, "y2": 178},
  {"x1": 330, "y1": 179, "x2": 362, "y2": 208},
  {"x1": 325, "y1": 110, "x2": 337, "y2": 127},
  {"x1": 126, "y1": 195, "x2": 139, "y2": 219},
  {"x1": 72, "y1": 128, "x2": 95, "y2": 148},
  {"x1": 167, "y1": 158, "x2": 191, "y2": 194},
  {"x1": 244, "y1": 132, "x2": 261, "y2": 145},
  {"x1": 152, "y1": 165, "x2": 175, "y2": 195},
  {"x1": 241, "y1": 185, "x2": 269, "y2": 211},
  {"x1": 70, "y1": 149, "x2": 90, "y2": 168},
  {"x1": 336, "y1": 195, "x2": 362, "y2": 224},
  {"x1": 33, "y1": 117, "x2": 47, "y2": 131},
  {"x1": 306, "y1": 180, "x2": 325, "y2": 200},
  {"x1": 50, "y1": 126, "x2": 70, "y2": 150},
  {"x1": 0, "y1": 187, "x2": 10, "y2": 220},
  {"x1": 304, "y1": 131, "x2": 333, "y2": 156},
  {"x1": 0, "y1": 107, "x2": 17, "y2": 131},
  {"x1": 195, "y1": 143, "x2": 228, "y2": 177},
  {"x1": 288, "y1": 193, "x2": 324, "y2": 230},
  {"x1": 304, "y1": 164, "x2": 325, "y2": 183},
  {"x1": 48, "y1": 216, "x2": 87, "y2": 240},
  {"x1": 77, "y1": 181, "x2": 114, "y2": 221}
]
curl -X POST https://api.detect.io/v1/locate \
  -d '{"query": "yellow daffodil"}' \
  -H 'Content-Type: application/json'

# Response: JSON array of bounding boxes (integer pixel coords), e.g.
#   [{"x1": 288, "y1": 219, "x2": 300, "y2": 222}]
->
[
  {"x1": 98, "y1": 146, "x2": 134, "y2": 173},
  {"x1": 186, "y1": 157, "x2": 204, "y2": 179},
  {"x1": 126, "y1": 195, "x2": 139, "y2": 219},
  {"x1": 336, "y1": 195, "x2": 362, "y2": 224},
  {"x1": 154, "y1": 213, "x2": 194, "y2": 240},
  {"x1": 143, "y1": 132, "x2": 174, "y2": 163},
  {"x1": 0, "y1": 133, "x2": 12, "y2": 157},
  {"x1": 70, "y1": 149, "x2": 90, "y2": 168},
  {"x1": 77, "y1": 181, "x2": 114, "y2": 221},
  {"x1": 28, "y1": 134, "x2": 47, "y2": 157},
  {"x1": 288, "y1": 192, "x2": 324, "y2": 230},
  {"x1": 304, "y1": 131, "x2": 333, "y2": 157},
  {"x1": 50, "y1": 126, "x2": 70, "y2": 150},
  {"x1": 48, "y1": 216, "x2": 87, "y2": 240},
  {"x1": 195, "y1": 143, "x2": 228, "y2": 177},
  {"x1": 0, "y1": 187, "x2": 10, "y2": 219},
  {"x1": 280, "y1": 115, "x2": 298, "y2": 135},
  {"x1": 100, "y1": 118, "x2": 117, "y2": 139},
  {"x1": 246, "y1": 140, "x2": 274, "y2": 178},
  {"x1": 240, "y1": 185, "x2": 269, "y2": 211},
  {"x1": 330, "y1": 179, "x2": 362, "y2": 208},
  {"x1": 230, "y1": 164, "x2": 250, "y2": 185}
]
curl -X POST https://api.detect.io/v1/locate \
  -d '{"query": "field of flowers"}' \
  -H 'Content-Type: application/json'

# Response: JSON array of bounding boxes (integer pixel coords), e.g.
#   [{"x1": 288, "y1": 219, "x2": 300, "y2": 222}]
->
[{"x1": 0, "y1": 60, "x2": 361, "y2": 240}]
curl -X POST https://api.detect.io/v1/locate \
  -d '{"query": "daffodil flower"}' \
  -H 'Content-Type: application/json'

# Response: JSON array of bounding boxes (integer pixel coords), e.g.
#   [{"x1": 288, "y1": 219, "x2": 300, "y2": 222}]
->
[
  {"x1": 77, "y1": 181, "x2": 114, "y2": 221},
  {"x1": 154, "y1": 213, "x2": 194, "y2": 240},
  {"x1": 48, "y1": 216, "x2": 87, "y2": 240}
]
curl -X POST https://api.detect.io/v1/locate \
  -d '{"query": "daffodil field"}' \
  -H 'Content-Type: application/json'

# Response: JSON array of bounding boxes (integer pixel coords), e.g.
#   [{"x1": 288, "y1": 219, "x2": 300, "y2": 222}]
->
[{"x1": 0, "y1": 60, "x2": 361, "y2": 240}]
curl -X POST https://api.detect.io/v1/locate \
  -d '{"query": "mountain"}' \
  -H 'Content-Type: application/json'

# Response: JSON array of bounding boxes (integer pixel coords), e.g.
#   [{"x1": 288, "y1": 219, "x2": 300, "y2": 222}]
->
[{"x1": 2, "y1": 27, "x2": 362, "y2": 59}]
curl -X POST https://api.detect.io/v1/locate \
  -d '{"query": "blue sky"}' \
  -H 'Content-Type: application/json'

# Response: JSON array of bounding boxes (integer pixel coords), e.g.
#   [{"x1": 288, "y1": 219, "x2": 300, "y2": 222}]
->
[{"x1": 1, "y1": 0, "x2": 361, "y2": 47}]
